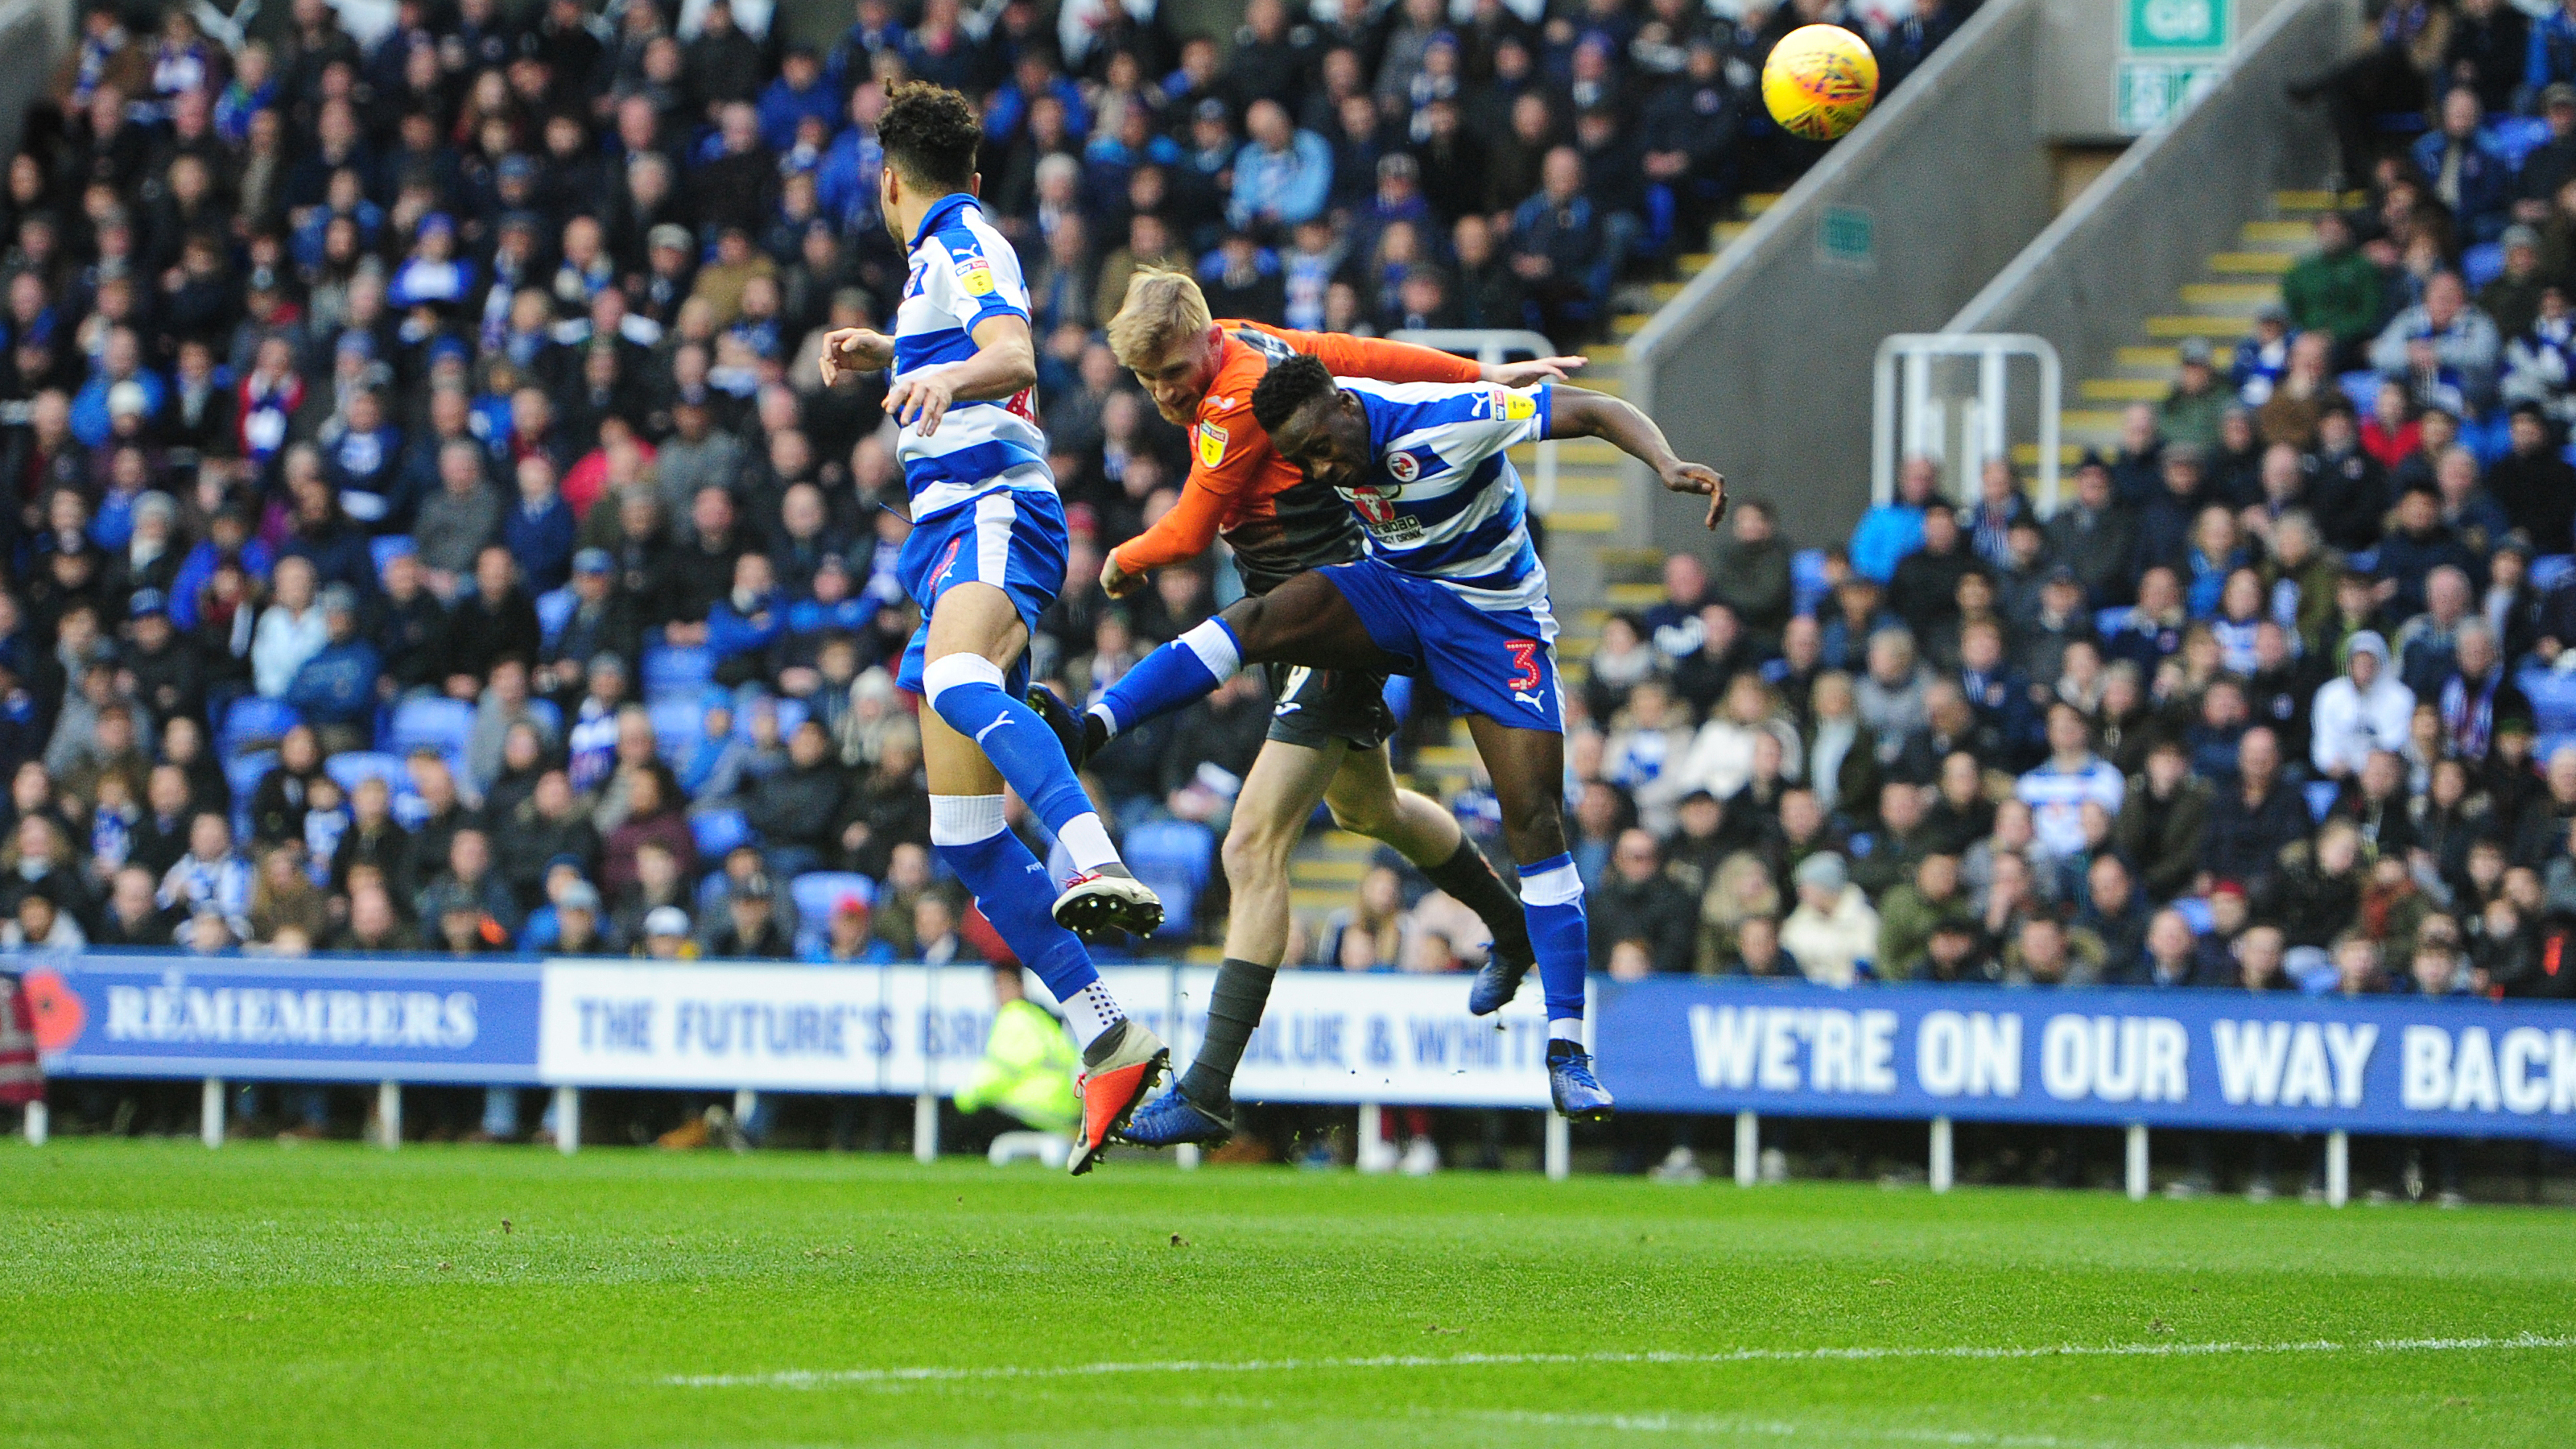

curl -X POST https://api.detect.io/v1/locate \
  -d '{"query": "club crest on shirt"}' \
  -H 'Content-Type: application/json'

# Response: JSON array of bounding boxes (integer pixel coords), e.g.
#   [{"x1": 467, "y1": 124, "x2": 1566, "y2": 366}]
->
[
  {"x1": 1387, "y1": 450, "x2": 1421, "y2": 484},
  {"x1": 1197, "y1": 421, "x2": 1228, "y2": 469}
]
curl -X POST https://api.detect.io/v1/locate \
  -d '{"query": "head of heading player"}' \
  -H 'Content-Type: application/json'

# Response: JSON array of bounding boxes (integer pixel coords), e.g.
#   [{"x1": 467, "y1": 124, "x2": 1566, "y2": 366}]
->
[
  {"x1": 875, "y1": 80, "x2": 984, "y2": 245},
  {"x1": 1106, "y1": 269, "x2": 1225, "y2": 426},
  {"x1": 1253, "y1": 353, "x2": 1381, "y2": 494}
]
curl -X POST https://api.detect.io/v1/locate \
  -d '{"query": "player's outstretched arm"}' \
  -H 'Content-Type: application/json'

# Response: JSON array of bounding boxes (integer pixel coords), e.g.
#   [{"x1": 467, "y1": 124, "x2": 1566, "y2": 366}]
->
[
  {"x1": 817, "y1": 328, "x2": 894, "y2": 387},
  {"x1": 1546, "y1": 386, "x2": 1726, "y2": 530},
  {"x1": 883, "y1": 314, "x2": 1039, "y2": 436}
]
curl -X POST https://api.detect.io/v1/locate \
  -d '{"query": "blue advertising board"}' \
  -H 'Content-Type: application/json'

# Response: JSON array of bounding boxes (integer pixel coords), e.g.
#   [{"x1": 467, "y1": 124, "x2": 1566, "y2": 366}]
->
[
  {"x1": 1596, "y1": 979, "x2": 2576, "y2": 1140},
  {"x1": 25, "y1": 953, "x2": 545, "y2": 1084}
]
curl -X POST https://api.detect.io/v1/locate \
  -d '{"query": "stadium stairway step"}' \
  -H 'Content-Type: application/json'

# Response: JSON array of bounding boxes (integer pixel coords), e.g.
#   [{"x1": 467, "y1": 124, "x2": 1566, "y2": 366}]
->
[{"x1": 2048, "y1": 192, "x2": 2339, "y2": 468}]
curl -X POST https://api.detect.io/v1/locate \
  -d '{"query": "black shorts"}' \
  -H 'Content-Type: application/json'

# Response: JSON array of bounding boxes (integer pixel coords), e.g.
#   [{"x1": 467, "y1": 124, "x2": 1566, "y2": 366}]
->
[{"x1": 1263, "y1": 661, "x2": 1397, "y2": 752}]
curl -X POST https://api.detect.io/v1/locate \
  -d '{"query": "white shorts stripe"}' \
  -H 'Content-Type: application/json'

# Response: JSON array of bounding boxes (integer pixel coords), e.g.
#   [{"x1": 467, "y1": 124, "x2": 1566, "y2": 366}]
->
[{"x1": 974, "y1": 491, "x2": 1014, "y2": 587}]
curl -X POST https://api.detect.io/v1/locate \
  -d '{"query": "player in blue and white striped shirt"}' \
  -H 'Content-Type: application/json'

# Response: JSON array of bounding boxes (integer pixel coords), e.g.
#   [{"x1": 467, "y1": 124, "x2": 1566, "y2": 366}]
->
[
  {"x1": 1046, "y1": 353, "x2": 1725, "y2": 1121},
  {"x1": 816, "y1": 83, "x2": 1163, "y2": 1173}
]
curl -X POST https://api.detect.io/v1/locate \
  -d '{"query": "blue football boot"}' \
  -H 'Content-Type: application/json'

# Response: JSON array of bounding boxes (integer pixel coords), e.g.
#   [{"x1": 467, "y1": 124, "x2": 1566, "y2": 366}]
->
[
  {"x1": 1546, "y1": 1041, "x2": 1614, "y2": 1121},
  {"x1": 1467, "y1": 943, "x2": 1536, "y2": 1016},
  {"x1": 1119, "y1": 1088, "x2": 1236, "y2": 1148}
]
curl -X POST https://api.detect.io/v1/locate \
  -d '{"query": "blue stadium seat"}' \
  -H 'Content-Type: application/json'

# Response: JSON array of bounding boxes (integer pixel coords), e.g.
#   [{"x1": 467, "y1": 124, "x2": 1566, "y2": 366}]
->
[
  {"x1": 524, "y1": 698, "x2": 563, "y2": 737},
  {"x1": 369, "y1": 535, "x2": 415, "y2": 579},
  {"x1": 2336, "y1": 370, "x2": 2382, "y2": 415},
  {"x1": 1123, "y1": 819, "x2": 1214, "y2": 938},
  {"x1": 691, "y1": 808, "x2": 753, "y2": 857},
  {"x1": 1790, "y1": 548, "x2": 1831, "y2": 617},
  {"x1": 2462, "y1": 242, "x2": 2505, "y2": 292},
  {"x1": 2520, "y1": 666, "x2": 2576, "y2": 735},
  {"x1": 790, "y1": 871, "x2": 876, "y2": 952},
  {"x1": 649, "y1": 697, "x2": 704, "y2": 759},
  {"x1": 2172, "y1": 896, "x2": 2215, "y2": 935},
  {"x1": 219, "y1": 697, "x2": 300, "y2": 760},
  {"x1": 2094, "y1": 606, "x2": 2129, "y2": 636},
  {"x1": 324, "y1": 751, "x2": 408, "y2": 795},
  {"x1": 535, "y1": 586, "x2": 576, "y2": 647},
  {"x1": 2303, "y1": 779, "x2": 2339, "y2": 825},
  {"x1": 2494, "y1": 115, "x2": 2553, "y2": 169},
  {"x1": 736, "y1": 696, "x2": 809, "y2": 739},
  {"x1": 2346, "y1": 547, "x2": 2378, "y2": 574},
  {"x1": 642, "y1": 643, "x2": 713, "y2": 700},
  {"x1": 225, "y1": 750, "x2": 275, "y2": 840},
  {"x1": 388, "y1": 696, "x2": 476, "y2": 766},
  {"x1": 2533, "y1": 555, "x2": 2575, "y2": 594}
]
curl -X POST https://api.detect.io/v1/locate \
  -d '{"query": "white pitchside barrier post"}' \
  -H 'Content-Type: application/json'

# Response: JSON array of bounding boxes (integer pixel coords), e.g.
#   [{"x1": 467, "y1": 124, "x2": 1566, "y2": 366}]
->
[
  {"x1": 2326, "y1": 1130, "x2": 2351, "y2": 1208},
  {"x1": 200, "y1": 1076, "x2": 224, "y2": 1148},
  {"x1": 376, "y1": 1081, "x2": 402, "y2": 1149},
  {"x1": 2125, "y1": 1125, "x2": 2150, "y2": 1202},
  {"x1": 1929, "y1": 1116, "x2": 1954, "y2": 1193},
  {"x1": 1734, "y1": 1111, "x2": 1759, "y2": 1187},
  {"x1": 23, "y1": 1100, "x2": 46, "y2": 1146},
  {"x1": 1544, "y1": 1113, "x2": 1570, "y2": 1180},
  {"x1": 553, "y1": 1086, "x2": 580, "y2": 1154},
  {"x1": 913, "y1": 1089, "x2": 939, "y2": 1164},
  {"x1": 1356, "y1": 1104, "x2": 1386, "y2": 1172}
]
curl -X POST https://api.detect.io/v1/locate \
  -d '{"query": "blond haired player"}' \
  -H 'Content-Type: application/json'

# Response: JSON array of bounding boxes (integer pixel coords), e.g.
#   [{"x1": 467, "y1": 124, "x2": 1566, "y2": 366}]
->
[{"x1": 1027, "y1": 269, "x2": 1581, "y2": 1146}]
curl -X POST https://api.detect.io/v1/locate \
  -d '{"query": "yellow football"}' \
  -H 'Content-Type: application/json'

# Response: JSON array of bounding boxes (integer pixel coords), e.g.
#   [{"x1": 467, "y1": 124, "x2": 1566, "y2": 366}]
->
[{"x1": 1761, "y1": 23, "x2": 1880, "y2": 142}]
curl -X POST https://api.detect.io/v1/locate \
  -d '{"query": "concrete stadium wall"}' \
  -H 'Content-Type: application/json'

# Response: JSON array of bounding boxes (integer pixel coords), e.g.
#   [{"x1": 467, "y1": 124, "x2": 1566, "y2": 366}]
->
[
  {"x1": 1626, "y1": 0, "x2": 2054, "y2": 557},
  {"x1": 0, "y1": 0, "x2": 69, "y2": 163},
  {"x1": 1949, "y1": 0, "x2": 2355, "y2": 406}
]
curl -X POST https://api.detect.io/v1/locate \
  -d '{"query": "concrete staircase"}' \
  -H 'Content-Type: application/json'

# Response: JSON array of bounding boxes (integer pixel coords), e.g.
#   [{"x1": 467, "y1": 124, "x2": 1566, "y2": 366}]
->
[{"x1": 2013, "y1": 189, "x2": 2362, "y2": 470}]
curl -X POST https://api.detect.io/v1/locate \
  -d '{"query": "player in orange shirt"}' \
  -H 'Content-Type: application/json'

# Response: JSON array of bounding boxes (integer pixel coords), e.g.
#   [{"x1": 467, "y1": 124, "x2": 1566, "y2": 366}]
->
[{"x1": 1032, "y1": 268, "x2": 1583, "y2": 1146}]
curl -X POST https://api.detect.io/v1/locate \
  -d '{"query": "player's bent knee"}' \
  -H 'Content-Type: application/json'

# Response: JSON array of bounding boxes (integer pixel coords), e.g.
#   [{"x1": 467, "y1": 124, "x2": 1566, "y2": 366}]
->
[{"x1": 1220, "y1": 817, "x2": 1299, "y2": 881}]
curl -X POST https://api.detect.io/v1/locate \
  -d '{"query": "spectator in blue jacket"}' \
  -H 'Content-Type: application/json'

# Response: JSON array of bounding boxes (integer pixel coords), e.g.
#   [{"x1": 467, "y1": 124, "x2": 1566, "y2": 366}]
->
[
  {"x1": 707, "y1": 551, "x2": 786, "y2": 687},
  {"x1": 283, "y1": 585, "x2": 382, "y2": 754},
  {"x1": 503, "y1": 456, "x2": 577, "y2": 596},
  {"x1": 2526, "y1": 0, "x2": 2576, "y2": 108},
  {"x1": 1851, "y1": 456, "x2": 1939, "y2": 583},
  {"x1": 2411, "y1": 89, "x2": 2515, "y2": 246},
  {"x1": 757, "y1": 46, "x2": 840, "y2": 154},
  {"x1": 68, "y1": 328, "x2": 164, "y2": 448},
  {"x1": 1228, "y1": 99, "x2": 1331, "y2": 230}
]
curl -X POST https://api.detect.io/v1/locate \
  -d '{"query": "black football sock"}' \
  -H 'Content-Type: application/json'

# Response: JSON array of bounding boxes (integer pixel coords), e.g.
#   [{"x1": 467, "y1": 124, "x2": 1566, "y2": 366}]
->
[
  {"x1": 1179, "y1": 958, "x2": 1277, "y2": 1113},
  {"x1": 1423, "y1": 838, "x2": 1534, "y2": 961}
]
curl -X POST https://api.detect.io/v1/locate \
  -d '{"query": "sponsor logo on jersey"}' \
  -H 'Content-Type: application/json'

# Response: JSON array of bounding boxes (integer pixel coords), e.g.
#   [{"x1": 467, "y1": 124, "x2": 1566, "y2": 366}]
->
[
  {"x1": 1349, "y1": 487, "x2": 1424, "y2": 544},
  {"x1": 955, "y1": 252, "x2": 996, "y2": 295},
  {"x1": 1498, "y1": 387, "x2": 1536, "y2": 421},
  {"x1": 1197, "y1": 421, "x2": 1228, "y2": 469}
]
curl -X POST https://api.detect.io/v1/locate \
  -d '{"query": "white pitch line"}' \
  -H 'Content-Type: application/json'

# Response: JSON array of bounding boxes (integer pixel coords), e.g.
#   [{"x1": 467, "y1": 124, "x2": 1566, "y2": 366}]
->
[
  {"x1": 661, "y1": 1331, "x2": 2576, "y2": 1389},
  {"x1": 1435, "y1": 1406, "x2": 2311, "y2": 1449}
]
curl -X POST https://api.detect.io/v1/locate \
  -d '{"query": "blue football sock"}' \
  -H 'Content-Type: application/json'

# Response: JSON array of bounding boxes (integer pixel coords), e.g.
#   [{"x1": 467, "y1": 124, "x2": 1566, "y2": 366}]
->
[
  {"x1": 930, "y1": 795, "x2": 1098, "y2": 1005},
  {"x1": 922, "y1": 653, "x2": 1100, "y2": 847},
  {"x1": 1092, "y1": 619, "x2": 1241, "y2": 737},
  {"x1": 1517, "y1": 853, "x2": 1590, "y2": 1036}
]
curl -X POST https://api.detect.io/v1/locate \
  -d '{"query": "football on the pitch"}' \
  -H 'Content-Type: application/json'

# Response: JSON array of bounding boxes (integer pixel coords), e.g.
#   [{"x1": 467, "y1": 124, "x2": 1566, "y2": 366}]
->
[{"x1": 1761, "y1": 24, "x2": 1880, "y2": 142}]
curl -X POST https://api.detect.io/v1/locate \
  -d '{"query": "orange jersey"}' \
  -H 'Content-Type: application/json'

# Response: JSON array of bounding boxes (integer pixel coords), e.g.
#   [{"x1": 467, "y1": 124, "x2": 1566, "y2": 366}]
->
[{"x1": 1109, "y1": 321, "x2": 1481, "y2": 593}]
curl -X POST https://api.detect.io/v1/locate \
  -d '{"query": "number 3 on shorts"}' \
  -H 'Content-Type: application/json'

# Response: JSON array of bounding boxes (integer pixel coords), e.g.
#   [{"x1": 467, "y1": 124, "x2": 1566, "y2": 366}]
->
[{"x1": 1505, "y1": 639, "x2": 1542, "y2": 692}]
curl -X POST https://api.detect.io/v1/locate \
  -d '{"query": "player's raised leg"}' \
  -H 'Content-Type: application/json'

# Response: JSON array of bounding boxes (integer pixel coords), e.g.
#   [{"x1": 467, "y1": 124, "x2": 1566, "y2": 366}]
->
[
  {"x1": 1464, "y1": 713, "x2": 1611, "y2": 1121},
  {"x1": 1318, "y1": 746, "x2": 1537, "y2": 1016},
  {"x1": 919, "y1": 694, "x2": 1164, "y2": 1172},
  {"x1": 921, "y1": 579, "x2": 1161, "y2": 939}
]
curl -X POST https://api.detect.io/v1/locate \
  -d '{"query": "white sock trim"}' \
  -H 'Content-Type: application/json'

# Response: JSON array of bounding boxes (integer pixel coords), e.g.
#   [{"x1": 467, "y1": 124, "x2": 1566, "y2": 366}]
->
[
  {"x1": 928, "y1": 794, "x2": 1009, "y2": 845},
  {"x1": 921, "y1": 653, "x2": 1006, "y2": 711},
  {"x1": 1058, "y1": 812, "x2": 1120, "y2": 873},
  {"x1": 1088, "y1": 700, "x2": 1122, "y2": 739},
  {"x1": 1521, "y1": 861, "x2": 1584, "y2": 906},
  {"x1": 1062, "y1": 979, "x2": 1126, "y2": 1050},
  {"x1": 1179, "y1": 618, "x2": 1241, "y2": 679},
  {"x1": 1549, "y1": 1017, "x2": 1586, "y2": 1043}
]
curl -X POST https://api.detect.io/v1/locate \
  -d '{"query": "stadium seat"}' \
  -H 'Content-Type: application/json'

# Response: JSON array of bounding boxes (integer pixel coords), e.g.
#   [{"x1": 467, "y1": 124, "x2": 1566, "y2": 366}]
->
[
  {"x1": 2462, "y1": 242, "x2": 2504, "y2": 292},
  {"x1": 737, "y1": 696, "x2": 809, "y2": 739},
  {"x1": 1122, "y1": 819, "x2": 1214, "y2": 938},
  {"x1": 2533, "y1": 555, "x2": 2575, "y2": 594},
  {"x1": 2303, "y1": 780, "x2": 2339, "y2": 824},
  {"x1": 535, "y1": 587, "x2": 576, "y2": 647},
  {"x1": 649, "y1": 697, "x2": 704, "y2": 759},
  {"x1": 369, "y1": 535, "x2": 415, "y2": 578},
  {"x1": 324, "y1": 751, "x2": 408, "y2": 795},
  {"x1": 389, "y1": 696, "x2": 476, "y2": 765},
  {"x1": 790, "y1": 871, "x2": 876, "y2": 952},
  {"x1": 691, "y1": 808, "x2": 753, "y2": 857},
  {"x1": 219, "y1": 697, "x2": 301, "y2": 759},
  {"x1": 225, "y1": 750, "x2": 275, "y2": 840},
  {"x1": 1790, "y1": 548, "x2": 1831, "y2": 617},
  {"x1": 2346, "y1": 547, "x2": 2377, "y2": 574},
  {"x1": 2520, "y1": 666, "x2": 2576, "y2": 735},
  {"x1": 2172, "y1": 896, "x2": 2215, "y2": 935},
  {"x1": 2335, "y1": 370, "x2": 2381, "y2": 415},
  {"x1": 525, "y1": 698, "x2": 563, "y2": 737},
  {"x1": 642, "y1": 643, "x2": 713, "y2": 700},
  {"x1": 2094, "y1": 606, "x2": 2128, "y2": 637},
  {"x1": 2493, "y1": 114, "x2": 2553, "y2": 169}
]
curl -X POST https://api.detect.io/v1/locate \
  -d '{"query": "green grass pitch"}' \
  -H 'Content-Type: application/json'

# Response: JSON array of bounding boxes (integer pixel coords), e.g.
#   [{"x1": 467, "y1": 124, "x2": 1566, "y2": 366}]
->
[{"x1": 6, "y1": 1138, "x2": 2572, "y2": 1448}]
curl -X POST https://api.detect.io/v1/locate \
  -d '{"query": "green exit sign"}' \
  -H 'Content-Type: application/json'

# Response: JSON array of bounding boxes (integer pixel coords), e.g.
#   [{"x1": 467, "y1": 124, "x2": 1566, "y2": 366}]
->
[
  {"x1": 1818, "y1": 206, "x2": 1875, "y2": 270},
  {"x1": 2125, "y1": 0, "x2": 2229, "y2": 53}
]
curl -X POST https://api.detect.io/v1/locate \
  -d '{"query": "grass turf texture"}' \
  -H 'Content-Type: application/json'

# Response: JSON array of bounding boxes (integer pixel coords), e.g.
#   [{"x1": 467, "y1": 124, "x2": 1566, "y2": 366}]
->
[{"x1": 5, "y1": 1139, "x2": 2570, "y2": 1448}]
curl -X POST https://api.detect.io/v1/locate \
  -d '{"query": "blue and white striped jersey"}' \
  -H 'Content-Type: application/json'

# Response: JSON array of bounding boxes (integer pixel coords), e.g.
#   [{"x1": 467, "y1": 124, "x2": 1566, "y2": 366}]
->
[
  {"x1": 892, "y1": 193, "x2": 1052, "y2": 518},
  {"x1": 1338, "y1": 378, "x2": 1552, "y2": 613}
]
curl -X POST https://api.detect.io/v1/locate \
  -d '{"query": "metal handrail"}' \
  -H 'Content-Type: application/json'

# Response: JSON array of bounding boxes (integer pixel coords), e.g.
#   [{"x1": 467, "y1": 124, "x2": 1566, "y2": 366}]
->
[{"x1": 1872, "y1": 332, "x2": 2063, "y2": 514}]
